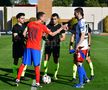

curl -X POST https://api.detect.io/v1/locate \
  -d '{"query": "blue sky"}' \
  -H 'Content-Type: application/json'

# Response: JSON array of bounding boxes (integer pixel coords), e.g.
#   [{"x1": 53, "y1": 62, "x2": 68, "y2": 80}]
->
[{"x1": 29, "y1": 0, "x2": 38, "y2": 4}]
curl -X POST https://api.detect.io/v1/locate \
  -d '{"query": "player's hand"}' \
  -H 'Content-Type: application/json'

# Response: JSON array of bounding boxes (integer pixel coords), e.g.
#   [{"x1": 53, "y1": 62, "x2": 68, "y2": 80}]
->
[
  {"x1": 76, "y1": 45, "x2": 84, "y2": 51},
  {"x1": 62, "y1": 24, "x2": 68, "y2": 31},
  {"x1": 76, "y1": 45, "x2": 79, "y2": 51},
  {"x1": 69, "y1": 49, "x2": 75, "y2": 54}
]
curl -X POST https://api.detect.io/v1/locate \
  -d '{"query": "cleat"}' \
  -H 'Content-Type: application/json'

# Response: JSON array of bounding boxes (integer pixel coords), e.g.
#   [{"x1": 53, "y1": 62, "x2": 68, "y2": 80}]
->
[
  {"x1": 90, "y1": 75, "x2": 94, "y2": 81},
  {"x1": 84, "y1": 79, "x2": 90, "y2": 83},
  {"x1": 15, "y1": 79, "x2": 20, "y2": 87},
  {"x1": 53, "y1": 75, "x2": 58, "y2": 80},
  {"x1": 71, "y1": 78, "x2": 76, "y2": 82},
  {"x1": 74, "y1": 83, "x2": 84, "y2": 88},
  {"x1": 85, "y1": 79, "x2": 90, "y2": 83},
  {"x1": 53, "y1": 73, "x2": 58, "y2": 80},
  {"x1": 86, "y1": 79, "x2": 90, "y2": 83},
  {"x1": 33, "y1": 83, "x2": 43, "y2": 88},
  {"x1": 54, "y1": 77, "x2": 58, "y2": 80}
]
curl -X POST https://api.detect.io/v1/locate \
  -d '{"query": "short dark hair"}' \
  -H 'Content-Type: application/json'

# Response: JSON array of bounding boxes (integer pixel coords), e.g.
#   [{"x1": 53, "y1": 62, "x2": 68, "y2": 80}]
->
[
  {"x1": 75, "y1": 7, "x2": 84, "y2": 17},
  {"x1": 37, "y1": 12, "x2": 45, "y2": 20},
  {"x1": 16, "y1": 13, "x2": 25, "y2": 19},
  {"x1": 51, "y1": 13, "x2": 59, "y2": 19}
]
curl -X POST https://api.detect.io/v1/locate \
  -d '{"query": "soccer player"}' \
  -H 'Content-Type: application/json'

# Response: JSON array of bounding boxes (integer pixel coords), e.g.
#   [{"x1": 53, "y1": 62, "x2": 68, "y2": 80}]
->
[
  {"x1": 43, "y1": 13, "x2": 66, "y2": 80},
  {"x1": 69, "y1": 8, "x2": 90, "y2": 88},
  {"x1": 12, "y1": 13, "x2": 28, "y2": 80},
  {"x1": 15, "y1": 12, "x2": 67, "y2": 87},
  {"x1": 69, "y1": 22, "x2": 94, "y2": 81},
  {"x1": 86, "y1": 25, "x2": 94, "y2": 80},
  {"x1": 68, "y1": 17, "x2": 78, "y2": 81}
]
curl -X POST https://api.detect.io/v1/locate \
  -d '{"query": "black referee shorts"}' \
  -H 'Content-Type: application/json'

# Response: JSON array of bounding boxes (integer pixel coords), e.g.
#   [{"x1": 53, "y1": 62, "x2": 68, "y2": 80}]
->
[
  {"x1": 12, "y1": 42, "x2": 25, "y2": 59},
  {"x1": 45, "y1": 43, "x2": 60, "y2": 58}
]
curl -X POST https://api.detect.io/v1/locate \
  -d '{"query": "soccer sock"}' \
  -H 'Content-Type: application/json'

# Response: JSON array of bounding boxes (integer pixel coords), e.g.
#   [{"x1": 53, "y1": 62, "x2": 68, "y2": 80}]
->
[
  {"x1": 77, "y1": 65, "x2": 84, "y2": 85},
  {"x1": 54, "y1": 63, "x2": 59, "y2": 78},
  {"x1": 82, "y1": 66, "x2": 88, "y2": 80},
  {"x1": 12, "y1": 64, "x2": 18, "y2": 78},
  {"x1": 21, "y1": 65, "x2": 27, "y2": 77},
  {"x1": 73, "y1": 64, "x2": 77, "y2": 79},
  {"x1": 89, "y1": 62, "x2": 94, "y2": 76},
  {"x1": 44, "y1": 61, "x2": 48, "y2": 75},
  {"x1": 35, "y1": 66, "x2": 40, "y2": 83},
  {"x1": 17, "y1": 64, "x2": 25, "y2": 80}
]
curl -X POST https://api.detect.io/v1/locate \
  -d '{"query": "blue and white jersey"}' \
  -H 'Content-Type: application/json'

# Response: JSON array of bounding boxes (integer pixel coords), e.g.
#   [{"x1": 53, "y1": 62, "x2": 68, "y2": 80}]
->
[{"x1": 75, "y1": 19, "x2": 88, "y2": 50}]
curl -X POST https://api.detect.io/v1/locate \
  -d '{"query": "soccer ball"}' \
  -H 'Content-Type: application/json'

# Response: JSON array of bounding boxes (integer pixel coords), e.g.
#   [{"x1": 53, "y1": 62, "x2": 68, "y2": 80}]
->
[{"x1": 42, "y1": 75, "x2": 51, "y2": 84}]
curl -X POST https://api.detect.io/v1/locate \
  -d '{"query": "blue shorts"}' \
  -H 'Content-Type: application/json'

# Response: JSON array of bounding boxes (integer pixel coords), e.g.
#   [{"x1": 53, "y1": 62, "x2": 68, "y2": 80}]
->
[{"x1": 22, "y1": 48, "x2": 41, "y2": 66}]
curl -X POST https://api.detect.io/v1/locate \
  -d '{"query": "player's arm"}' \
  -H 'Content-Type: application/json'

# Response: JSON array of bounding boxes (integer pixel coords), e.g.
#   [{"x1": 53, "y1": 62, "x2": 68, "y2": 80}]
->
[
  {"x1": 60, "y1": 33, "x2": 66, "y2": 42},
  {"x1": 60, "y1": 23, "x2": 68, "y2": 42},
  {"x1": 88, "y1": 32, "x2": 91, "y2": 47},
  {"x1": 13, "y1": 33, "x2": 21, "y2": 41},
  {"x1": 42, "y1": 33, "x2": 48, "y2": 41},
  {"x1": 13, "y1": 33, "x2": 18, "y2": 37},
  {"x1": 77, "y1": 32, "x2": 85, "y2": 50},
  {"x1": 49, "y1": 25, "x2": 68, "y2": 36},
  {"x1": 88, "y1": 27, "x2": 91, "y2": 47},
  {"x1": 49, "y1": 28, "x2": 62, "y2": 36},
  {"x1": 12, "y1": 26, "x2": 21, "y2": 41},
  {"x1": 23, "y1": 27, "x2": 28, "y2": 37},
  {"x1": 44, "y1": 24, "x2": 68, "y2": 36}
]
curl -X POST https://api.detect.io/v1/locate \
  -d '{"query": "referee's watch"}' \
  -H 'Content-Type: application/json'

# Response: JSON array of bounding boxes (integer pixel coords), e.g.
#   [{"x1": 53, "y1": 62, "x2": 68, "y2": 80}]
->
[{"x1": 88, "y1": 45, "x2": 91, "y2": 47}]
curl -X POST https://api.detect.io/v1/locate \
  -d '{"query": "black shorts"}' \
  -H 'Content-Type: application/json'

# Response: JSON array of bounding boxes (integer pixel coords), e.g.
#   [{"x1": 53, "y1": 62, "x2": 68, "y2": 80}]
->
[
  {"x1": 45, "y1": 43, "x2": 60, "y2": 58},
  {"x1": 12, "y1": 42, "x2": 25, "y2": 59},
  {"x1": 87, "y1": 49, "x2": 90, "y2": 57}
]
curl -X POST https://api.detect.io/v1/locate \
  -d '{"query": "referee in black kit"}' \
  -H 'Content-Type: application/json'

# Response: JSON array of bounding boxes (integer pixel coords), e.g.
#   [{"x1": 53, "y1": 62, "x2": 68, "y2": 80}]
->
[
  {"x1": 12, "y1": 13, "x2": 28, "y2": 80},
  {"x1": 43, "y1": 13, "x2": 66, "y2": 80}
]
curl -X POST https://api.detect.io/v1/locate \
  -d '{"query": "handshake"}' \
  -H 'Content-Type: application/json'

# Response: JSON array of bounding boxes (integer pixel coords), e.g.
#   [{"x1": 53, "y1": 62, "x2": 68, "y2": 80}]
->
[{"x1": 61, "y1": 23, "x2": 68, "y2": 31}]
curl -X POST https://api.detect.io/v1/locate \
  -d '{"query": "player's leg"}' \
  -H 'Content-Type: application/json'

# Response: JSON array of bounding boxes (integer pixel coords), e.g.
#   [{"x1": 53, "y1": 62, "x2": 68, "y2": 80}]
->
[
  {"x1": 15, "y1": 48, "x2": 31, "y2": 86},
  {"x1": 44, "y1": 54, "x2": 51, "y2": 75},
  {"x1": 12, "y1": 44, "x2": 19, "y2": 78},
  {"x1": 44, "y1": 45, "x2": 51, "y2": 75},
  {"x1": 77, "y1": 62, "x2": 84, "y2": 84},
  {"x1": 32, "y1": 49, "x2": 42, "y2": 87},
  {"x1": 21, "y1": 64, "x2": 28, "y2": 80},
  {"x1": 19, "y1": 45, "x2": 28, "y2": 80},
  {"x1": 72, "y1": 54, "x2": 77, "y2": 81},
  {"x1": 86, "y1": 51, "x2": 94, "y2": 80},
  {"x1": 12, "y1": 58, "x2": 19, "y2": 78},
  {"x1": 53, "y1": 45, "x2": 60, "y2": 80},
  {"x1": 75, "y1": 62, "x2": 89, "y2": 88},
  {"x1": 16, "y1": 64, "x2": 25, "y2": 80},
  {"x1": 74, "y1": 50, "x2": 89, "y2": 88}
]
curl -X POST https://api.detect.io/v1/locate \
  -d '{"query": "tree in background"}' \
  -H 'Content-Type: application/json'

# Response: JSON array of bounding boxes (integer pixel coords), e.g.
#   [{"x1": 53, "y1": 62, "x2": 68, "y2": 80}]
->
[
  {"x1": 53, "y1": 0, "x2": 72, "y2": 6},
  {"x1": 103, "y1": 16, "x2": 108, "y2": 33},
  {"x1": 85, "y1": 0, "x2": 100, "y2": 7},
  {"x1": 53, "y1": 0, "x2": 108, "y2": 7},
  {"x1": 98, "y1": 0, "x2": 108, "y2": 7},
  {"x1": 72, "y1": 0, "x2": 85, "y2": 7},
  {"x1": 10, "y1": 0, "x2": 29, "y2": 5},
  {"x1": 0, "y1": 0, "x2": 12, "y2": 6},
  {"x1": 19, "y1": 0, "x2": 29, "y2": 4}
]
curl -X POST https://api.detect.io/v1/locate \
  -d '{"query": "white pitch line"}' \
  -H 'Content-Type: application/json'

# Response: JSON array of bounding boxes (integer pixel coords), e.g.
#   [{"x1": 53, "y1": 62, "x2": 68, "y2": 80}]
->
[{"x1": 31, "y1": 40, "x2": 45, "y2": 90}]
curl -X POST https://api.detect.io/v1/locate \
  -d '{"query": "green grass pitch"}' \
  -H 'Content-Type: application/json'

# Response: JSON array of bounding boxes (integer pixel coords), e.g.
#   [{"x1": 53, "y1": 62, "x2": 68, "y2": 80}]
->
[{"x1": 0, "y1": 35, "x2": 108, "y2": 90}]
